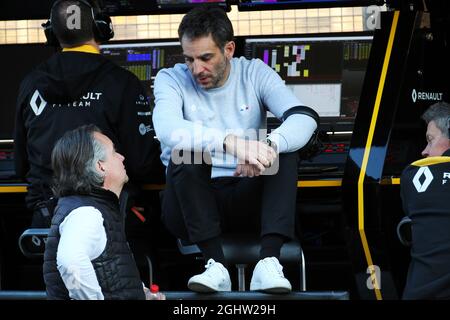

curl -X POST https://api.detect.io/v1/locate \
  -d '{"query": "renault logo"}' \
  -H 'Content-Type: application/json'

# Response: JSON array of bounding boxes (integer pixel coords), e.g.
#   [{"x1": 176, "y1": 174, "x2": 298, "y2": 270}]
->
[
  {"x1": 411, "y1": 88, "x2": 443, "y2": 103},
  {"x1": 411, "y1": 89, "x2": 417, "y2": 103},
  {"x1": 412, "y1": 166, "x2": 433, "y2": 192},
  {"x1": 30, "y1": 90, "x2": 47, "y2": 116}
]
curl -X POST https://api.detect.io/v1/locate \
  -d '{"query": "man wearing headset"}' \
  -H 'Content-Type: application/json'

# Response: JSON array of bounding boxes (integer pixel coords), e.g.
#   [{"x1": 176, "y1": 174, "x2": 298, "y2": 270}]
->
[
  {"x1": 401, "y1": 101, "x2": 450, "y2": 299},
  {"x1": 153, "y1": 7, "x2": 318, "y2": 293},
  {"x1": 14, "y1": 0, "x2": 160, "y2": 227}
]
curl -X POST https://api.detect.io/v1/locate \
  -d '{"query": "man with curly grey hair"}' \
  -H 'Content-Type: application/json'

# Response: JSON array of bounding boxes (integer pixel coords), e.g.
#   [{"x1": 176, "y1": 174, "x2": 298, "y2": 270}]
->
[
  {"x1": 43, "y1": 125, "x2": 146, "y2": 300},
  {"x1": 401, "y1": 101, "x2": 450, "y2": 299}
]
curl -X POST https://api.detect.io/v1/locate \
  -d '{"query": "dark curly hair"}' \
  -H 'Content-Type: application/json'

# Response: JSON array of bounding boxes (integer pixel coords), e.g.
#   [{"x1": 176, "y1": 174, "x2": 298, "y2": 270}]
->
[{"x1": 178, "y1": 7, "x2": 234, "y2": 50}]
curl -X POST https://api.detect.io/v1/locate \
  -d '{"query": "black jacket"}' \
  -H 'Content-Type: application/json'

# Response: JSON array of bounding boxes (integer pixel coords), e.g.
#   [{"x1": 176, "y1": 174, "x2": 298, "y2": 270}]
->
[
  {"x1": 401, "y1": 149, "x2": 450, "y2": 299},
  {"x1": 14, "y1": 50, "x2": 161, "y2": 210},
  {"x1": 43, "y1": 188, "x2": 145, "y2": 300}
]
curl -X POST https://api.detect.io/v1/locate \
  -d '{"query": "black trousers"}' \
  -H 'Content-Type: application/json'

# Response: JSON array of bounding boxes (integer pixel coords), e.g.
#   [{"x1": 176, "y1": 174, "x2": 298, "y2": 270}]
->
[{"x1": 161, "y1": 151, "x2": 299, "y2": 243}]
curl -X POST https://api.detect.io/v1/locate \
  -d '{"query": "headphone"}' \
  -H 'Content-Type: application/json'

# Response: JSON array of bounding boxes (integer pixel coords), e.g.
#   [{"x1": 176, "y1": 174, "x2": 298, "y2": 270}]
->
[{"x1": 42, "y1": 0, "x2": 114, "y2": 47}]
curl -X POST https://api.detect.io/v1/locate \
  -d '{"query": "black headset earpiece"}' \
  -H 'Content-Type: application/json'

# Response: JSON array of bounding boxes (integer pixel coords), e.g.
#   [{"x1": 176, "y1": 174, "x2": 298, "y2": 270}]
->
[
  {"x1": 42, "y1": 18, "x2": 59, "y2": 46},
  {"x1": 42, "y1": 0, "x2": 114, "y2": 47},
  {"x1": 92, "y1": 10, "x2": 114, "y2": 43},
  {"x1": 89, "y1": 0, "x2": 114, "y2": 42}
]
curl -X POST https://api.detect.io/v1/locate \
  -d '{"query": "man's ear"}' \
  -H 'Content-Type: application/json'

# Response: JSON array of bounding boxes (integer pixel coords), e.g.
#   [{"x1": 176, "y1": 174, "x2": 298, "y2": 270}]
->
[
  {"x1": 97, "y1": 160, "x2": 106, "y2": 174},
  {"x1": 224, "y1": 40, "x2": 235, "y2": 60}
]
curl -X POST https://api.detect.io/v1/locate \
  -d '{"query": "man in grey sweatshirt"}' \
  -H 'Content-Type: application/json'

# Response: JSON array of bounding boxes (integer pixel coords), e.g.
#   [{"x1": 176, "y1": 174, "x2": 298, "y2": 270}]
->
[{"x1": 153, "y1": 6, "x2": 318, "y2": 293}]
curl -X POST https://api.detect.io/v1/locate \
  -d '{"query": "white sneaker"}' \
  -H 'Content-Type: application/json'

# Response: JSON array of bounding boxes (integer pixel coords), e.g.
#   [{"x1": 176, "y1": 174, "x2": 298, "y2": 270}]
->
[
  {"x1": 250, "y1": 257, "x2": 292, "y2": 293},
  {"x1": 188, "y1": 259, "x2": 231, "y2": 292}
]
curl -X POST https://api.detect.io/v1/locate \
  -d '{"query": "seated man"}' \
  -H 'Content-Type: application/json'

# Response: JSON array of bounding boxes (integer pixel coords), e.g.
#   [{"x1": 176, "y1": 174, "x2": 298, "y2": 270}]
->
[
  {"x1": 153, "y1": 7, "x2": 317, "y2": 293},
  {"x1": 43, "y1": 125, "x2": 145, "y2": 300},
  {"x1": 401, "y1": 101, "x2": 450, "y2": 299}
]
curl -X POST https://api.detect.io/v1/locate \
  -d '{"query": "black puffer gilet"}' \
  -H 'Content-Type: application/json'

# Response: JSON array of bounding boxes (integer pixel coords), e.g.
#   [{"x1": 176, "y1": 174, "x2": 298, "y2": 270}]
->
[{"x1": 43, "y1": 188, "x2": 145, "y2": 300}]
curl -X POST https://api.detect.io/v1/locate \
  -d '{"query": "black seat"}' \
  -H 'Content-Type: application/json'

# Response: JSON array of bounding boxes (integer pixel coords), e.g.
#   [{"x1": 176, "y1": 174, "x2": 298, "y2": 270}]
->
[{"x1": 177, "y1": 233, "x2": 306, "y2": 291}]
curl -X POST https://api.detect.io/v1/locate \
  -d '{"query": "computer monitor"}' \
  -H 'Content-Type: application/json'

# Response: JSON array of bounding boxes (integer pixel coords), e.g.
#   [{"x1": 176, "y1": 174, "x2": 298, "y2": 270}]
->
[
  {"x1": 244, "y1": 33, "x2": 373, "y2": 131},
  {"x1": 103, "y1": 0, "x2": 231, "y2": 15},
  {"x1": 100, "y1": 40, "x2": 185, "y2": 108}
]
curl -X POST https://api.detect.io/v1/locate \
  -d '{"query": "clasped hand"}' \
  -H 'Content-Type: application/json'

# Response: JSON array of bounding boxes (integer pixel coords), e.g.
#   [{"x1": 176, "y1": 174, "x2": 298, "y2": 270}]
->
[{"x1": 223, "y1": 135, "x2": 278, "y2": 177}]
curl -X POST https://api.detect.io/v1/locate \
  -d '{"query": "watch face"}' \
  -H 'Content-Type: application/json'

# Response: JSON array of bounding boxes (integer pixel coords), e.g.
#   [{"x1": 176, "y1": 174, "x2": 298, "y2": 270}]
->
[{"x1": 266, "y1": 138, "x2": 278, "y2": 152}]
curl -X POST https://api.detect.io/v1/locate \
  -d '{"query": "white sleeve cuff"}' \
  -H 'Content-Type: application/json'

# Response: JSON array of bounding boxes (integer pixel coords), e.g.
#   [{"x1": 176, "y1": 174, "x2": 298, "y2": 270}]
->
[{"x1": 268, "y1": 132, "x2": 289, "y2": 153}]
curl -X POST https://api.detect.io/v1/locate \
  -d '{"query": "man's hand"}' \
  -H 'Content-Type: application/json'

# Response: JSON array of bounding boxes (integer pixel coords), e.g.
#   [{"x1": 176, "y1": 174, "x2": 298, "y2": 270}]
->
[
  {"x1": 234, "y1": 163, "x2": 262, "y2": 177},
  {"x1": 224, "y1": 135, "x2": 278, "y2": 176}
]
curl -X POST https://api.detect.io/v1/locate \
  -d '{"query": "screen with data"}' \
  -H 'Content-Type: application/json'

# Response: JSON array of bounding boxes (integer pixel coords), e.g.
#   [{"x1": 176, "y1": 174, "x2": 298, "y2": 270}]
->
[
  {"x1": 244, "y1": 34, "x2": 372, "y2": 123},
  {"x1": 100, "y1": 41, "x2": 184, "y2": 108}
]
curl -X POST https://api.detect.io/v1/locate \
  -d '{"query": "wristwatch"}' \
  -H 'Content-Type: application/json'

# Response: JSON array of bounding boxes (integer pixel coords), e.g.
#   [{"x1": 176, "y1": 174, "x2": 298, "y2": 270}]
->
[{"x1": 266, "y1": 138, "x2": 277, "y2": 152}]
